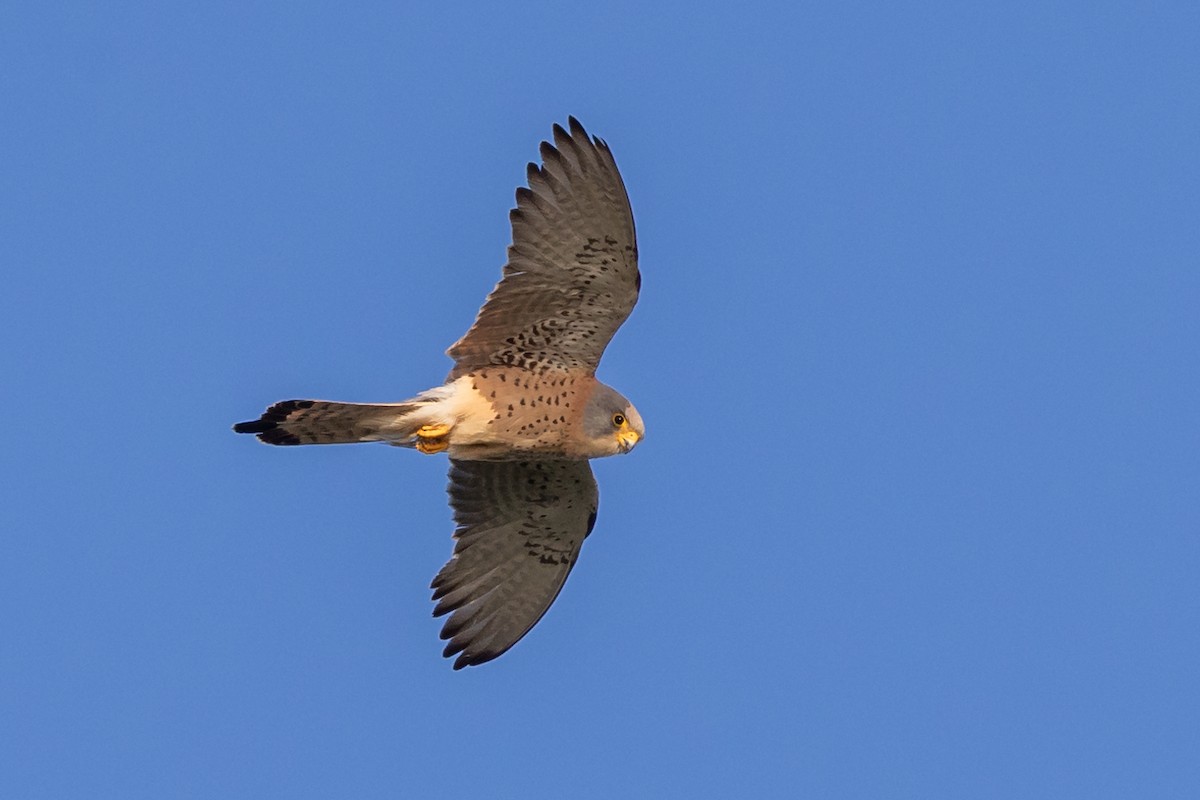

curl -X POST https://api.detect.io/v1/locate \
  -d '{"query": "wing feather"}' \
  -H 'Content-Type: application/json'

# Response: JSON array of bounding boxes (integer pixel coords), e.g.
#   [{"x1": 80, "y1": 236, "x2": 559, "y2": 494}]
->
[
  {"x1": 447, "y1": 118, "x2": 638, "y2": 377},
  {"x1": 431, "y1": 459, "x2": 599, "y2": 669}
]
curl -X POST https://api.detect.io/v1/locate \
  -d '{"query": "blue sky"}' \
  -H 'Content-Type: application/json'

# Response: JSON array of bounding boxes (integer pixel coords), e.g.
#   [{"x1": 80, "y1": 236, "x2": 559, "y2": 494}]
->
[{"x1": 3, "y1": 2, "x2": 1198, "y2": 797}]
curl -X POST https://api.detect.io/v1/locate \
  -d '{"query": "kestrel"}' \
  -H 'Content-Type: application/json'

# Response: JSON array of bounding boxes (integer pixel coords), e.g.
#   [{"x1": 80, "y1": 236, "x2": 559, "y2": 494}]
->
[{"x1": 234, "y1": 118, "x2": 643, "y2": 669}]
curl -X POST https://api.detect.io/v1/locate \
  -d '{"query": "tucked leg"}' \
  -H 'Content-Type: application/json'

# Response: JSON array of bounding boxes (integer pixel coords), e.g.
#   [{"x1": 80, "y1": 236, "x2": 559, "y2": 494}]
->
[{"x1": 416, "y1": 423, "x2": 453, "y2": 455}]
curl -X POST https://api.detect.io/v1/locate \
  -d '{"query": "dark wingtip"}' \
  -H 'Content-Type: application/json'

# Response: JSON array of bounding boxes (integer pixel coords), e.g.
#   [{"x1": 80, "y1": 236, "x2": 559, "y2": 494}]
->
[
  {"x1": 431, "y1": 594, "x2": 459, "y2": 616},
  {"x1": 440, "y1": 623, "x2": 507, "y2": 669},
  {"x1": 233, "y1": 419, "x2": 271, "y2": 434},
  {"x1": 430, "y1": 578, "x2": 452, "y2": 605},
  {"x1": 450, "y1": 649, "x2": 501, "y2": 670}
]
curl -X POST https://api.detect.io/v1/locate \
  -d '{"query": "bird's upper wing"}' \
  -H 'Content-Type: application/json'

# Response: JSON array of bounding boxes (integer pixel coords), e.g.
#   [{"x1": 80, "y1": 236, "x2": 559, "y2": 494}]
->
[
  {"x1": 447, "y1": 117, "x2": 639, "y2": 378},
  {"x1": 431, "y1": 459, "x2": 598, "y2": 669}
]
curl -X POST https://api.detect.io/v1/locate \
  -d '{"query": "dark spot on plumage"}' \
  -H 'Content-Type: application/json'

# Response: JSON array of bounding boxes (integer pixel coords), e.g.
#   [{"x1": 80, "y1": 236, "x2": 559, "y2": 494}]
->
[{"x1": 586, "y1": 510, "x2": 598, "y2": 537}]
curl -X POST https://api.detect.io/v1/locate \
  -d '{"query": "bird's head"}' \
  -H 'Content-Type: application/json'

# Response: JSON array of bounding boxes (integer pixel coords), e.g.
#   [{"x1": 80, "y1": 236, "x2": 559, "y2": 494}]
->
[{"x1": 582, "y1": 383, "x2": 645, "y2": 457}]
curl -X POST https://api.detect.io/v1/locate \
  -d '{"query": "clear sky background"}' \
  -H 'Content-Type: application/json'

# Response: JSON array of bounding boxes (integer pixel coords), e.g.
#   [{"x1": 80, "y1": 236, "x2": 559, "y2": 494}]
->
[{"x1": 3, "y1": 2, "x2": 1197, "y2": 798}]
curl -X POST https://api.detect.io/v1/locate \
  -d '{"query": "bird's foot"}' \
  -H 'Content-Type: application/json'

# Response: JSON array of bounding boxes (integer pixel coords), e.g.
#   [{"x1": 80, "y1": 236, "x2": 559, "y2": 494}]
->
[
  {"x1": 416, "y1": 437, "x2": 449, "y2": 454},
  {"x1": 415, "y1": 423, "x2": 452, "y2": 455}
]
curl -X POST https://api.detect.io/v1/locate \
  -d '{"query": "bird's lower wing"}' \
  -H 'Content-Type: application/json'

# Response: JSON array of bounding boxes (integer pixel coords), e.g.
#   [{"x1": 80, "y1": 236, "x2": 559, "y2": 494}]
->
[{"x1": 431, "y1": 459, "x2": 599, "y2": 669}]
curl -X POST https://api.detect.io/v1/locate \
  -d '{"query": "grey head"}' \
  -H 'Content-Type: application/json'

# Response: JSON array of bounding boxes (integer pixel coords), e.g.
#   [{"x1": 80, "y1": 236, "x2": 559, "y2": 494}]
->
[{"x1": 581, "y1": 382, "x2": 645, "y2": 457}]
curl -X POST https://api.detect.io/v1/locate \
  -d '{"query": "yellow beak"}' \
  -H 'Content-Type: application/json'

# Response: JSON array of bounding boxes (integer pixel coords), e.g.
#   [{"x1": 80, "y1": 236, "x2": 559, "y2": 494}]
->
[{"x1": 617, "y1": 428, "x2": 641, "y2": 453}]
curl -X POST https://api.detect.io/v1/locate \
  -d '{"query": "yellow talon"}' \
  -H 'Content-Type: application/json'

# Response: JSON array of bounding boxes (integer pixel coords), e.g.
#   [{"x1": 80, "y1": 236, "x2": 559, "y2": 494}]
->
[
  {"x1": 415, "y1": 422, "x2": 452, "y2": 455},
  {"x1": 416, "y1": 423, "x2": 452, "y2": 439},
  {"x1": 416, "y1": 437, "x2": 449, "y2": 455}
]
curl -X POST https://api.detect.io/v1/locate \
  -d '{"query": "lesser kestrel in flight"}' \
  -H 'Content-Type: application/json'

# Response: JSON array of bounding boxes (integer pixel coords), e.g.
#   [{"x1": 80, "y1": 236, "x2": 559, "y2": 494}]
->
[{"x1": 235, "y1": 118, "x2": 643, "y2": 669}]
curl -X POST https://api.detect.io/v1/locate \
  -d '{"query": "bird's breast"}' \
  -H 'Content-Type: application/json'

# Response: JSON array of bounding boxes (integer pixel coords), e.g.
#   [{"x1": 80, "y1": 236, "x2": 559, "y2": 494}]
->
[{"x1": 439, "y1": 369, "x2": 593, "y2": 458}]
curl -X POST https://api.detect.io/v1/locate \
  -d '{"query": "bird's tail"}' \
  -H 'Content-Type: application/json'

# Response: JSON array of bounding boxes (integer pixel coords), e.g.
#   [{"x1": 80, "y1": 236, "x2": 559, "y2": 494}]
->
[{"x1": 233, "y1": 398, "x2": 436, "y2": 446}]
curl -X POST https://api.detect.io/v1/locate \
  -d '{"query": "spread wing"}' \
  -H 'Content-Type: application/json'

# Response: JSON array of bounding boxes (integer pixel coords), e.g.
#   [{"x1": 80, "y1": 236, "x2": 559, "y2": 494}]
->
[
  {"x1": 431, "y1": 459, "x2": 599, "y2": 669},
  {"x1": 447, "y1": 117, "x2": 639, "y2": 379}
]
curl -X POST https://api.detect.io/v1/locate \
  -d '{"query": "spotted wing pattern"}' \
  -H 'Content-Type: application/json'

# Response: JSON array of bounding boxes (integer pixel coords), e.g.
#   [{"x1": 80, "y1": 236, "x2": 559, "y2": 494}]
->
[
  {"x1": 431, "y1": 459, "x2": 599, "y2": 669},
  {"x1": 447, "y1": 117, "x2": 639, "y2": 378}
]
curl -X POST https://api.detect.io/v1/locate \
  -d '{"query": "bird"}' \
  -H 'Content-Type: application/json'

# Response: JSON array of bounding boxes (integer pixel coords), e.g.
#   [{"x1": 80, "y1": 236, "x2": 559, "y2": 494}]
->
[{"x1": 234, "y1": 117, "x2": 644, "y2": 669}]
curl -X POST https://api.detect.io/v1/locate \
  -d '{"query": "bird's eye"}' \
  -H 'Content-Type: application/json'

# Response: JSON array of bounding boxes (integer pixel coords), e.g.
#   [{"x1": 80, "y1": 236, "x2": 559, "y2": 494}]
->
[{"x1": 612, "y1": 413, "x2": 625, "y2": 427}]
